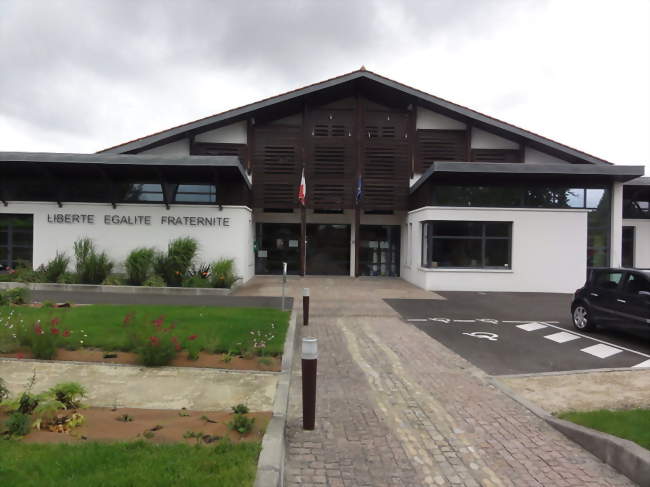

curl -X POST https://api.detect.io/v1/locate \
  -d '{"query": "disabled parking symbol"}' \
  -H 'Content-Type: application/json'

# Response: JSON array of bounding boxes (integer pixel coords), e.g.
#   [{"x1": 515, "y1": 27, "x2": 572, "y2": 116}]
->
[{"x1": 462, "y1": 331, "x2": 499, "y2": 341}]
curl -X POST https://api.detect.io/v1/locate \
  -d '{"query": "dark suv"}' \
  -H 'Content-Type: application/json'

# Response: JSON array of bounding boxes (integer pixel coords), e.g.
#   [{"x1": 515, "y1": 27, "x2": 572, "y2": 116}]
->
[{"x1": 572, "y1": 268, "x2": 650, "y2": 332}]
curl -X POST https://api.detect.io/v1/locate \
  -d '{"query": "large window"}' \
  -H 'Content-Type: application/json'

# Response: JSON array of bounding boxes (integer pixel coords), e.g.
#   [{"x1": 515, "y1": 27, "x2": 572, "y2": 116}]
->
[
  {"x1": 172, "y1": 184, "x2": 216, "y2": 203},
  {"x1": 0, "y1": 214, "x2": 33, "y2": 268},
  {"x1": 121, "y1": 183, "x2": 164, "y2": 202},
  {"x1": 623, "y1": 188, "x2": 650, "y2": 219},
  {"x1": 421, "y1": 221, "x2": 511, "y2": 269}
]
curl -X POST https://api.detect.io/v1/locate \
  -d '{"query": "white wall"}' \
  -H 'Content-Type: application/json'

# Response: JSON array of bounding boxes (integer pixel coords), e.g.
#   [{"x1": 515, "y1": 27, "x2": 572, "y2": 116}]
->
[
  {"x1": 471, "y1": 128, "x2": 519, "y2": 149},
  {"x1": 140, "y1": 138, "x2": 189, "y2": 156},
  {"x1": 194, "y1": 121, "x2": 247, "y2": 144},
  {"x1": 416, "y1": 107, "x2": 466, "y2": 130},
  {"x1": 524, "y1": 147, "x2": 570, "y2": 165},
  {"x1": 402, "y1": 206, "x2": 588, "y2": 293},
  {"x1": 623, "y1": 219, "x2": 650, "y2": 268},
  {"x1": 0, "y1": 202, "x2": 254, "y2": 283}
]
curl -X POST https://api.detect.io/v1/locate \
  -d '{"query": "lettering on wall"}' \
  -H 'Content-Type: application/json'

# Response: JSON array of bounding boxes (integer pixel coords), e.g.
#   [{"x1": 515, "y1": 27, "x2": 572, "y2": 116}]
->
[{"x1": 46, "y1": 213, "x2": 230, "y2": 227}]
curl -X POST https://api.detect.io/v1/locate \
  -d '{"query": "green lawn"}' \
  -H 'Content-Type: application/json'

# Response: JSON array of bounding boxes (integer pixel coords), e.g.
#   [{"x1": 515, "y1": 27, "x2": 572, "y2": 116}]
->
[
  {"x1": 0, "y1": 440, "x2": 260, "y2": 487},
  {"x1": 558, "y1": 409, "x2": 650, "y2": 450},
  {"x1": 3, "y1": 304, "x2": 289, "y2": 355}
]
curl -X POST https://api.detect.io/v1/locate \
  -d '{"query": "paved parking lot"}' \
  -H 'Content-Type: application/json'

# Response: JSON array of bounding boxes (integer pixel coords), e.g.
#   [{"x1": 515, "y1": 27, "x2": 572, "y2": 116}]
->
[{"x1": 386, "y1": 292, "x2": 650, "y2": 375}]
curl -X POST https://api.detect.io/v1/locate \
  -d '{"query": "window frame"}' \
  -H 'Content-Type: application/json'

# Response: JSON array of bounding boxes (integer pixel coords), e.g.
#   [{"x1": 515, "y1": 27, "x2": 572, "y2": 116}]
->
[{"x1": 421, "y1": 221, "x2": 512, "y2": 270}]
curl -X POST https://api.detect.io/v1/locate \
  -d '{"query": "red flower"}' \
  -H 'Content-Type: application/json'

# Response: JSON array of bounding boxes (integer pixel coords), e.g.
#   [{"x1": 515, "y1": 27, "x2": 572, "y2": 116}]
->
[
  {"x1": 34, "y1": 323, "x2": 44, "y2": 335},
  {"x1": 188, "y1": 334, "x2": 198, "y2": 341},
  {"x1": 63, "y1": 330, "x2": 71, "y2": 337},
  {"x1": 123, "y1": 312, "x2": 135, "y2": 325},
  {"x1": 50, "y1": 328, "x2": 60, "y2": 335},
  {"x1": 175, "y1": 344, "x2": 182, "y2": 352},
  {"x1": 51, "y1": 317, "x2": 61, "y2": 326},
  {"x1": 149, "y1": 336, "x2": 160, "y2": 346},
  {"x1": 152, "y1": 315, "x2": 165, "y2": 328},
  {"x1": 171, "y1": 336, "x2": 178, "y2": 343}
]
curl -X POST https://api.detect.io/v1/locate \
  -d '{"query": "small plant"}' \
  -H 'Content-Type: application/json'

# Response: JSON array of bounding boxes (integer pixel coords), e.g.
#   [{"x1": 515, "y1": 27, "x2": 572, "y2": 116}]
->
[
  {"x1": 142, "y1": 430, "x2": 155, "y2": 439},
  {"x1": 184, "y1": 334, "x2": 201, "y2": 361},
  {"x1": 181, "y1": 275, "x2": 212, "y2": 288},
  {"x1": 200, "y1": 415, "x2": 217, "y2": 424},
  {"x1": 210, "y1": 258, "x2": 238, "y2": 289},
  {"x1": 49, "y1": 382, "x2": 86, "y2": 409},
  {"x1": 14, "y1": 268, "x2": 45, "y2": 284},
  {"x1": 231, "y1": 403, "x2": 250, "y2": 415},
  {"x1": 183, "y1": 430, "x2": 204, "y2": 445},
  {"x1": 249, "y1": 323, "x2": 276, "y2": 357},
  {"x1": 154, "y1": 237, "x2": 199, "y2": 287},
  {"x1": 43, "y1": 252, "x2": 70, "y2": 283},
  {"x1": 142, "y1": 274, "x2": 166, "y2": 287},
  {"x1": 125, "y1": 247, "x2": 156, "y2": 285},
  {"x1": 222, "y1": 352, "x2": 233, "y2": 364},
  {"x1": 0, "y1": 287, "x2": 31, "y2": 305},
  {"x1": 4, "y1": 412, "x2": 31, "y2": 437},
  {"x1": 228, "y1": 413, "x2": 255, "y2": 435},
  {"x1": 0, "y1": 377, "x2": 9, "y2": 401},
  {"x1": 178, "y1": 408, "x2": 190, "y2": 417},
  {"x1": 188, "y1": 264, "x2": 211, "y2": 279},
  {"x1": 56, "y1": 272, "x2": 78, "y2": 284},
  {"x1": 116, "y1": 414, "x2": 133, "y2": 422},
  {"x1": 41, "y1": 300, "x2": 55, "y2": 308},
  {"x1": 102, "y1": 274, "x2": 126, "y2": 286},
  {"x1": 74, "y1": 237, "x2": 114, "y2": 284},
  {"x1": 32, "y1": 398, "x2": 65, "y2": 430},
  {"x1": 27, "y1": 318, "x2": 71, "y2": 360}
]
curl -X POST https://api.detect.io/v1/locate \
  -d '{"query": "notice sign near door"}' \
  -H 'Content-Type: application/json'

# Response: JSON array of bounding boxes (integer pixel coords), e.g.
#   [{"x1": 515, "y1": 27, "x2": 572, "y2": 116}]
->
[
  {"x1": 258, "y1": 250, "x2": 268, "y2": 258},
  {"x1": 289, "y1": 240, "x2": 299, "y2": 248}
]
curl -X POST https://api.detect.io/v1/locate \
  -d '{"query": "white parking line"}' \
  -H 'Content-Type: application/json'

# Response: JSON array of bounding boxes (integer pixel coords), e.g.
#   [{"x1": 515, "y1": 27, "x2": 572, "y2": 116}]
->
[
  {"x1": 453, "y1": 319, "x2": 476, "y2": 323},
  {"x1": 539, "y1": 322, "x2": 650, "y2": 359},
  {"x1": 632, "y1": 360, "x2": 650, "y2": 368},
  {"x1": 544, "y1": 331, "x2": 580, "y2": 343},
  {"x1": 407, "y1": 319, "x2": 428, "y2": 322},
  {"x1": 516, "y1": 322, "x2": 548, "y2": 331},
  {"x1": 581, "y1": 344, "x2": 623, "y2": 359}
]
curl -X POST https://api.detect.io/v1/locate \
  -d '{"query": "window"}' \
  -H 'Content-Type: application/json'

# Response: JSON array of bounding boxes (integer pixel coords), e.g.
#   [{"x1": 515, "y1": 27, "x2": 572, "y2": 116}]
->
[
  {"x1": 172, "y1": 184, "x2": 216, "y2": 203},
  {"x1": 622, "y1": 273, "x2": 650, "y2": 296},
  {"x1": 121, "y1": 183, "x2": 164, "y2": 202},
  {"x1": 593, "y1": 271, "x2": 624, "y2": 290},
  {"x1": 0, "y1": 214, "x2": 33, "y2": 268},
  {"x1": 623, "y1": 188, "x2": 650, "y2": 219},
  {"x1": 421, "y1": 221, "x2": 511, "y2": 269},
  {"x1": 622, "y1": 226, "x2": 635, "y2": 268}
]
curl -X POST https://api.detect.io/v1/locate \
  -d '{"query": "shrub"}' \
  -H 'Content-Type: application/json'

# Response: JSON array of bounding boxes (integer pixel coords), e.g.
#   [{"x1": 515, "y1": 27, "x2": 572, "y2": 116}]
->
[
  {"x1": 41, "y1": 300, "x2": 55, "y2": 308},
  {"x1": 154, "y1": 237, "x2": 198, "y2": 287},
  {"x1": 188, "y1": 264, "x2": 211, "y2": 279},
  {"x1": 210, "y1": 258, "x2": 238, "y2": 289},
  {"x1": 228, "y1": 413, "x2": 255, "y2": 435},
  {"x1": 23, "y1": 317, "x2": 73, "y2": 360},
  {"x1": 4, "y1": 412, "x2": 31, "y2": 436},
  {"x1": 102, "y1": 274, "x2": 126, "y2": 286},
  {"x1": 56, "y1": 272, "x2": 78, "y2": 284},
  {"x1": 181, "y1": 275, "x2": 212, "y2": 288},
  {"x1": 0, "y1": 287, "x2": 30, "y2": 305},
  {"x1": 74, "y1": 237, "x2": 114, "y2": 284},
  {"x1": 43, "y1": 252, "x2": 70, "y2": 283},
  {"x1": 231, "y1": 404, "x2": 249, "y2": 415},
  {"x1": 142, "y1": 275, "x2": 166, "y2": 287},
  {"x1": 14, "y1": 268, "x2": 45, "y2": 283},
  {"x1": 49, "y1": 382, "x2": 86, "y2": 409},
  {"x1": 124, "y1": 313, "x2": 179, "y2": 366},
  {"x1": 125, "y1": 247, "x2": 156, "y2": 285},
  {"x1": 184, "y1": 334, "x2": 201, "y2": 360}
]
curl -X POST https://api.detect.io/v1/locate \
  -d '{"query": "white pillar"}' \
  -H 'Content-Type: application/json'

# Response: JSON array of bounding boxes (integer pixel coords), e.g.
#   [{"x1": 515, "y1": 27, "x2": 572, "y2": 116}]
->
[{"x1": 610, "y1": 182, "x2": 623, "y2": 267}]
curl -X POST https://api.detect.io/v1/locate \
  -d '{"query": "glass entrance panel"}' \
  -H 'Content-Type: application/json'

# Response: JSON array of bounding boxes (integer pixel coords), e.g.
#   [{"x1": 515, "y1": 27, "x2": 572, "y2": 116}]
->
[
  {"x1": 622, "y1": 226, "x2": 635, "y2": 268},
  {"x1": 359, "y1": 225, "x2": 401, "y2": 276},
  {"x1": 307, "y1": 224, "x2": 351, "y2": 275},
  {"x1": 255, "y1": 223, "x2": 300, "y2": 275}
]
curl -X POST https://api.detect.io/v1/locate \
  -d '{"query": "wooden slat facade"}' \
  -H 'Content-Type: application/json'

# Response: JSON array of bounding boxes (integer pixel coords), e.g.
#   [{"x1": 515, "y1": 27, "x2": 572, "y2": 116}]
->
[
  {"x1": 470, "y1": 148, "x2": 521, "y2": 163},
  {"x1": 415, "y1": 129, "x2": 467, "y2": 172}
]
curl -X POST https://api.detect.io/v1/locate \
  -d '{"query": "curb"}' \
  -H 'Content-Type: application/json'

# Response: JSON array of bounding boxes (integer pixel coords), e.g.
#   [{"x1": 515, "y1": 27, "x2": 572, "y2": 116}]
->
[
  {"x1": 254, "y1": 307, "x2": 298, "y2": 487},
  {"x1": 0, "y1": 280, "x2": 240, "y2": 296},
  {"x1": 489, "y1": 377, "x2": 650, "y2": 487}
]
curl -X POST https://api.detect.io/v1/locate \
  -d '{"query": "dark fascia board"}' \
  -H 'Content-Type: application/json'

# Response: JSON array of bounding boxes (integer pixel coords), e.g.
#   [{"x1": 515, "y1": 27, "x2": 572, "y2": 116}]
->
[
  {"x1": 410, "y1": 162, "x2": 646, "y2": 194},
  {"x1": 624, "y1": 176, "x2": 650, "y2": 186},
  {"x1": 98, "y1": 70, "x2": 617, "y2": 166},
  {"x1": 0, "y1": 151, "x2": 251, "y2": 188}
]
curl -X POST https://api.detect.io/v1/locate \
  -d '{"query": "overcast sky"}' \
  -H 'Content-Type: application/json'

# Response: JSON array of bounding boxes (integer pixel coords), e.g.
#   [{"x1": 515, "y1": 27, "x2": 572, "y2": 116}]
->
[{"x1": 0, "y1": 0, "x2": 648, "y2": 173}]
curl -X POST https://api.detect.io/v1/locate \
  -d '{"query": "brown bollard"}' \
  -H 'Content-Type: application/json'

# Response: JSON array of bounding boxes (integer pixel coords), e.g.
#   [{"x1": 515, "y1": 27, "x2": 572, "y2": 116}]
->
[
  {"x1": 303, "y1": 288, "x2": 310, "y2": 326},
  {"x1": 301, "y1": 337, "x2": 318, "y2": 430}
]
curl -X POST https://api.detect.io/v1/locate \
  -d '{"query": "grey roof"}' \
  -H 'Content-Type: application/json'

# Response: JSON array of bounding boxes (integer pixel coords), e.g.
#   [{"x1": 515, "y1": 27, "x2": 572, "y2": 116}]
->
[
  {"x1": 410, "y1": 162, "x2": 646, "y2": 193},
  {"x1": 624, "y1": 176, "x2": 650, "y2": 186},
  {"x1": 99, "y1": 70, "x2": 619, "y2": 166},
  {"x1": 0, "y1": 151, "x2": 251, "y2": 188}
]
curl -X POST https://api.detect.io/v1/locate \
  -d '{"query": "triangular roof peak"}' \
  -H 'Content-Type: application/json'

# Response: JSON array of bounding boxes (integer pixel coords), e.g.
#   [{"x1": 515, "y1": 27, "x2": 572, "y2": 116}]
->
[{"x1": 99, "y1": 69, "x2": 611, "y2": 165}]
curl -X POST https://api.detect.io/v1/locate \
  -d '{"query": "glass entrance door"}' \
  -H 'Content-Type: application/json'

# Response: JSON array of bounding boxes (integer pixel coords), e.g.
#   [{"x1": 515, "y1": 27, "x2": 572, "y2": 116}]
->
[
  {"x1": 359, "y1": 225, "x2": 400, "y2": 276},
  {"x1": 622, "y1": 226, "x2": 635, "y2": 268},
  {"x1": 255, "y1": 223, "x2": 300, "y2": 275},
  {"x1": 307, "y1": 224, "x2": 351, "y2": 275}
]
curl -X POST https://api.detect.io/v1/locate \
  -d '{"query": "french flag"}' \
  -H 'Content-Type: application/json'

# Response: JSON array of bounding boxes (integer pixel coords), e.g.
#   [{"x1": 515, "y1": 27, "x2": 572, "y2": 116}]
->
[{"x1": 298, "y1": 169, "x2": 306, "y2": 206}]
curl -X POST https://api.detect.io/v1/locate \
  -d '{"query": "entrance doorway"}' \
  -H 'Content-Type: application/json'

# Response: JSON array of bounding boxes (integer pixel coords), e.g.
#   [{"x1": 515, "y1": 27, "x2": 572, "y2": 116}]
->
[
  {"x1": 359, "y1": 225, "x2": 400, "y2": 276},
  {"x1": 307, "y1": 224, "x2": 350, "y2": 275},
  {"x1": 255, "y1": 223, "x2": 300, "y2": 275}
]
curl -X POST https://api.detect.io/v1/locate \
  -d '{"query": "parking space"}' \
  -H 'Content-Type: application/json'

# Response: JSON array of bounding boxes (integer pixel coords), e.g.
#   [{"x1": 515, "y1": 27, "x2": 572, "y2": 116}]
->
[{"x1": 385, "y1": 291, "x2": 650, "y2": 375}]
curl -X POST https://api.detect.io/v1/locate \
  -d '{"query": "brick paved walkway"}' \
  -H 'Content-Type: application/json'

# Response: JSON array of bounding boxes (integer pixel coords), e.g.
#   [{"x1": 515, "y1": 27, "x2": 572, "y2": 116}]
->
[{"x1": 237, "y1": 277, "x2": 634, "y2": 487}]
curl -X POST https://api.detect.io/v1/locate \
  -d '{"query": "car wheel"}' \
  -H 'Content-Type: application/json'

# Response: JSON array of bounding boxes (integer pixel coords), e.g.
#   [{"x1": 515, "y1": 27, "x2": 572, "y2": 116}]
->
[{"x1": 572, "y1": 303, "x2": 595, "y2": 331}]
